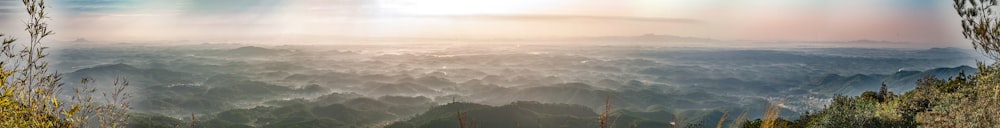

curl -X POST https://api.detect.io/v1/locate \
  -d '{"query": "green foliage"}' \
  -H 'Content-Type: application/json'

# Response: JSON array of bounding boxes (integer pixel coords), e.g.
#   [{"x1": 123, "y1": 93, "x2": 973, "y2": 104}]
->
[
  {"x1": 806, "y1": 94, "x2": 914, "y2": 127},
  {"x1": 0, "y1": 0, "x2": 72, "y2": 127},
  {"x1": 860, "y1": 91, "x2": 880, "y2": 101},
  {"x1": 913, "y1": 62, "x2": 1000, "y2": 127},
  {"x1": 744, "y1": 63, "x2": 1000, "y2": 128},
  {"x1": 741, "y1": 118, "x2": 791, "y2": 128},
  {"x1": 0, "y1": 0, "x2": 131, "y2": 127}
]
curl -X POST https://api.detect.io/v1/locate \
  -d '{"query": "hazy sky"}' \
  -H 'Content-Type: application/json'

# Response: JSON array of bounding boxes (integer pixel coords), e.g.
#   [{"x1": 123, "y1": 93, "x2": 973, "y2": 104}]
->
[{"x1": 0, "y1": 0, "x2": 966, "y2": 44}]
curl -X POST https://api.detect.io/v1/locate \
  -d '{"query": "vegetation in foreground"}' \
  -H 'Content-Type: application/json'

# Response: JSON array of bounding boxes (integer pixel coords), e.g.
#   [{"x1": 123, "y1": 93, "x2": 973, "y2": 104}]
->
[
  {"x1": 1, "y1": 0, "x2": 131, "y2": 127},
  {"x1": 743, "y1": 62, "x2": 998, "y2": 127},
  {"x1": 8, "y1": 0, "x2": 1000, "y2": 128},
  {"x1": 742, "y1": 0, "x2": 1000, "y2": 127}
]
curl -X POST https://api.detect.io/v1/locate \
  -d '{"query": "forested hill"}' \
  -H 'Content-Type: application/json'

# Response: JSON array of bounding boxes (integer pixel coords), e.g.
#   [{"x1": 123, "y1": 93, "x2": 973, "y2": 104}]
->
[{"x1": 744, "y1": 63, "x2": 1000, "y2": 127}]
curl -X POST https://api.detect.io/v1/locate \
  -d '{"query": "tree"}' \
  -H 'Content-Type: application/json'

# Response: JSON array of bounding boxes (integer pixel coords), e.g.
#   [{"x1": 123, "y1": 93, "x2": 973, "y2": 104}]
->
[
  {"x1": 860, "y1": 91, "x2": 880, "y2": 101},
  {"x1": 877, "y1": 82, "x2": 892, "y2": 102},
  {"x1": 955, "y1": 0, "x2": 1000, "y2": 60}
]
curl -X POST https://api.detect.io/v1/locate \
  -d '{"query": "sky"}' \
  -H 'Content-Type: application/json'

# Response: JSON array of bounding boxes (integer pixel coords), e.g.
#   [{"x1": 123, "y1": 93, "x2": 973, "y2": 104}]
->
[{"x1": 0, "y1": 0, "x2": 969, "y2": 45}]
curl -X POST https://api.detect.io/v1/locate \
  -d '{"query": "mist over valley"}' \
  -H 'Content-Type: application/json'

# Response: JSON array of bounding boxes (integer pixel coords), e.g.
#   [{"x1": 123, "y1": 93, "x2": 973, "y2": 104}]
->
[{"x1": 45, "y1": 41, "x2": 979, "y2": 127}]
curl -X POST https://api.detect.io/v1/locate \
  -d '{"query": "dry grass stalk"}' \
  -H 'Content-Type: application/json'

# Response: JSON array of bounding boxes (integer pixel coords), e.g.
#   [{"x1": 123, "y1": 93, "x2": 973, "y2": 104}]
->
[
  {"x1": 761, "y1": 98, "x2": 785, "y2": 128},
  {"x1": 600, "y1": 95, "x2": 613, "y2": 128},
  {"x1": 715, "y1": 111, "x2": 729, "y2": 128},
  {"x1": 729, "y1": 111, "x2": 748, "y2": 128}
]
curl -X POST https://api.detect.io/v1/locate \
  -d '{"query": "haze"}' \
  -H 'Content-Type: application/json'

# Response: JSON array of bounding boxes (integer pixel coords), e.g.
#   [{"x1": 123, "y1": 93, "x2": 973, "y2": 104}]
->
[
  {"x1": 0, "y1": 0, "x2": 989, "y2": 127},
  {"x1": 0, "y1": 0, "x2": 964, "y2": 47}
]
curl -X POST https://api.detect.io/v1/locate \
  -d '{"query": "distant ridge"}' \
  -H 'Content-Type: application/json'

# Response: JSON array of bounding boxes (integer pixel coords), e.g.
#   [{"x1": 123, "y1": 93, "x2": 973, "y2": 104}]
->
[
  {"x1": 809, "y1": 65, "x2": 977, "y2": 96},
  {"x1": 65, "y1": 63, "x2": 196, "y2": 86},
  {"x1": 578, "y1": 33, "x2": 719, "y2": 43},
  {"x1": 202, "y1": 46, "x2": 290, "y2": 57}
]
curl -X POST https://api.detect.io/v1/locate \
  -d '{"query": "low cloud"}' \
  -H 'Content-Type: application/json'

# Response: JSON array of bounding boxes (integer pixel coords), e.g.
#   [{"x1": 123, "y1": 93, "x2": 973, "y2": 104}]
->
[{"x1": 412, "y1": 14, "x2": 703, "y2": 24}]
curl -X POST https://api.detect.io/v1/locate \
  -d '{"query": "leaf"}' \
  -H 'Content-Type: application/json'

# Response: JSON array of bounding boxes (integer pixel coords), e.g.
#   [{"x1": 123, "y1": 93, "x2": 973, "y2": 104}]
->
[
  {"x1": 51, "y1": 96, "x2": 57, "y2": 108},
  {"x1": 66, "y1": 105, "x2": 79, "y2": 117}
]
